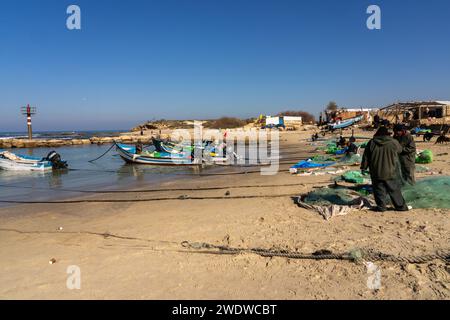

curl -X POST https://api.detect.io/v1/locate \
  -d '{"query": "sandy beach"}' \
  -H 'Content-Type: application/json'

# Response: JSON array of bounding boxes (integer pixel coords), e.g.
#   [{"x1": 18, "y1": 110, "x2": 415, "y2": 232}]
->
[{"x1": 0, "y1": 130, "x2": 448, "y2": 300}]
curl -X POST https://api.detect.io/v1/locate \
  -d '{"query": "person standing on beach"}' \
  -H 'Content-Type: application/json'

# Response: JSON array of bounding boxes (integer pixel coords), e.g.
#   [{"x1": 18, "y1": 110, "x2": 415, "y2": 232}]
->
[
  {"x1": 361, "y1": 126, "x2": 409, "y2": 212},
  {"x1": 393, "y1": 124, "x2": 416, "y2": 185}
]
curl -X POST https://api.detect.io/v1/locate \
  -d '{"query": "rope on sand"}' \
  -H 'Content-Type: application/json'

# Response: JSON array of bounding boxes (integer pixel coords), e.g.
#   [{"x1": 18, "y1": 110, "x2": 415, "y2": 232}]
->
[
  {"x1": 181, "y1": 241, "x2": 450, "y2": 264},
  {"x1": 0, "y1": 182, "x2": 316, "y2": 194},
  {"x1": 0, "y1": 193, "x2": 299, "y2": 204},
  {"x1": 1, "y1": 228, "x2": 446, "y2": 264}
]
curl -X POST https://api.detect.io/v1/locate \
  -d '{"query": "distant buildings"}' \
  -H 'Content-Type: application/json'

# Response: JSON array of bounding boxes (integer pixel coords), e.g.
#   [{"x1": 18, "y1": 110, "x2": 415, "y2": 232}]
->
[
  {"x1": 378, "y1": 101, "x2": 450, "y2": 126},
  {"x1": 265, "y1": 116, "x2": 303, "y2": 128},
  {"x1": 324, "y1": 107, "x2": 377, "y2": 124}
]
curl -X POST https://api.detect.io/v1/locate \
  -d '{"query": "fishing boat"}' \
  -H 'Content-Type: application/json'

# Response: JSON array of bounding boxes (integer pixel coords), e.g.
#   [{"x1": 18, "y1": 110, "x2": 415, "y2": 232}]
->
[
  {"x1": 151, "y1": 137, "x2": 194, "y2": 154},
  {"x1": 115, "y1": 143, "x2": 200, "y2": 165},
  {"x1": 328, "y1": 115, "x2": 364, "y2": 131},
  {"x1": 0, "y1": 150, "x2": 67, "y2": 171},
  {"x1": 151, "y1": 137, "x2": 213, "y2": 154}
]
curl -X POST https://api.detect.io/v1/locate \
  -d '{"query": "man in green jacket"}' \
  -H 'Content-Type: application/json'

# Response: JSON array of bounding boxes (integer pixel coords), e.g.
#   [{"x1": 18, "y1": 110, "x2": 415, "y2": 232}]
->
[
  {"x1": 361, "y1": 126, "x2": 409, "y2": 212},
  {"x1": 394, "y1": 124, "x2": 416, "y2": 185}
]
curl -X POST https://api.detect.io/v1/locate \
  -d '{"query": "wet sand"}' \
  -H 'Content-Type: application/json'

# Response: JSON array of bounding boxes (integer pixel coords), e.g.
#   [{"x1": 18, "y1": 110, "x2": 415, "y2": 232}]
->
[{"x1": 0, "y1": 130, "x2": 449, "y2": 299}]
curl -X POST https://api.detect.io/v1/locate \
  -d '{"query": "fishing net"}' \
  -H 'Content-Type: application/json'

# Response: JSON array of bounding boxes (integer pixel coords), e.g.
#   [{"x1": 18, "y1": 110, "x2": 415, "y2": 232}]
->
[
  {"x1": 402, "y1": 177, "x2": 450, "y2": 209},
  {"x1": 300, "y1": 176, "x2": 450, "y2": 209},
  {"x1": 302, "y1": 187, "x2": 365, "y2": 206},
  {"x1": 341, "y1": 170, "x2": 371, "y2": 184},
  {"x1": 316, "y1": 140, "x2": 337, "y2": 151},
  {"x1": 339, "y1": 153, "x2": 362, "y2": 165},
  {"x1": 311, "y1": 155, "x2": 337, "y2": 162},
  {"x1": 416, "y1": 150, "x2": 433, "y2": 164},
  {"x1": 415, "y1": 165, "x2": 431, "y2": 173},
  {"x1": 325, "y1": 145, "x2": 338, "y2": 154}
]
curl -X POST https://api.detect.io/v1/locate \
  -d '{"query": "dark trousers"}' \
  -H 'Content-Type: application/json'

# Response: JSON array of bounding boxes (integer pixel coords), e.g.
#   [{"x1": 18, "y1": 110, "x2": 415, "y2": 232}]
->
[
  {"x1": 372, "y1": 179, "x2": 408, "y2": 210},
  {"x1": 399, "y1": 160, "x2": 416, "y2": 186}
]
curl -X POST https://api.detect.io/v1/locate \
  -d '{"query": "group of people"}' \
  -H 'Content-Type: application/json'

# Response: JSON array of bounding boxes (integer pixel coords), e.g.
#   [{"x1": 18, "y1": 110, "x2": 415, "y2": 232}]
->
[{"x1": 361, "y1": 124, "x2": 416, "y2": 212}]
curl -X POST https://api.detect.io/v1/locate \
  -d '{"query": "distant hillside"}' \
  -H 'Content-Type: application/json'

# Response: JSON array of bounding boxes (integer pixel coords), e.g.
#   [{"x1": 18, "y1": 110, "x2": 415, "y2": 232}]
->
[{"x1": 131, "y1": 117, "x2": 254, "y2": 131}]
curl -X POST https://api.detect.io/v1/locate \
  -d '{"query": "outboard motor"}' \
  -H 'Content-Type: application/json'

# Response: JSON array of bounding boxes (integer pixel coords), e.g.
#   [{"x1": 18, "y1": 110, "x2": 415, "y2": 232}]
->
[{"x1": 44, "y1": 151, "x2": 68, "y2": 169}]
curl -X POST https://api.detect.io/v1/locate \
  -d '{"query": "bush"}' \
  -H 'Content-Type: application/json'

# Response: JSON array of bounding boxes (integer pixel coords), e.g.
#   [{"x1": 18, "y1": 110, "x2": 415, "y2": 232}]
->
[
  {"x1": 326, "y1": 101, "x2": 338, "y2": 111},
  {"x1": 204, "y1": 117, "x2": 247, "y2": 129}
]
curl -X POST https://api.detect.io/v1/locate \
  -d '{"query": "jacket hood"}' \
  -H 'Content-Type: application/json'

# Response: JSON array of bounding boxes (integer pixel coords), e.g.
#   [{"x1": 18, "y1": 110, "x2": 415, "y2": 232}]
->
[{"x1": 373, "y1": 135, "x2": 393, "y2": 146}]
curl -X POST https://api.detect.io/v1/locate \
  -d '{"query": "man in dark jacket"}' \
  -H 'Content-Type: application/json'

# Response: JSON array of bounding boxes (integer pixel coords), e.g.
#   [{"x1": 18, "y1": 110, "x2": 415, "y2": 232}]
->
[
  {"x1": 361, "y1": 126, "x2": 409, "y2": 212},
  {"x1": 393, "y1": 124, "x2": 416, "y2": 185}
]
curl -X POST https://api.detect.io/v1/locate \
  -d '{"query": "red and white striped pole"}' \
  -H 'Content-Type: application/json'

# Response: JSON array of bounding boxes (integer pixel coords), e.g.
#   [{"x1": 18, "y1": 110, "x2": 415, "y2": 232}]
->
[{"x1": 26, "y1": 104, "x2": 32, "y2": 140}]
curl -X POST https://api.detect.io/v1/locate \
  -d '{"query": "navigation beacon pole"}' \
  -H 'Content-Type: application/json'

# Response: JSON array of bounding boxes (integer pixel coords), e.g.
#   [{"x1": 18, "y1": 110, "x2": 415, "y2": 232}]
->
[{"x1": 21, "y1": 104, "x2": 36, "y2": 140}]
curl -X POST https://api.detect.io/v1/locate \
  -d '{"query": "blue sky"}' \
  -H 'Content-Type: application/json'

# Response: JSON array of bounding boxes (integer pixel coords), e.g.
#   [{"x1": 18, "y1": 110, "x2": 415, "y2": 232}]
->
[{"x1": 0, "y1": 0, "x2": 449, "y2": 131}]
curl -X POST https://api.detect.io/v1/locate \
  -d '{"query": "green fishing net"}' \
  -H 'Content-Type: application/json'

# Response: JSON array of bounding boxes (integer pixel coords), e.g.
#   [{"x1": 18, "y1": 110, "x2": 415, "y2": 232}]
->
[
  {"x1": 341, "y1": 170, "x2": 370, "y2": 184},
  {"x1": 402, "y1": 177, "x2": 450, "y2": 209},
  {"x1": 311, "y1": 155, "x2": 337, "y2": 162},
  {"x1": 316, "y1": 140, "x2": 337, "y2": 151},
  {"x1": 415, "y1": 165, "x2": 430, "y2": 173},
  {"x1": 302, "y1": 187, "x2": 362, "y2": 206},
  {"x1": 416, "y1": 150, "x2": 433, "y2": 164},
  {"x1": 326, "y1": 146, "x2": 339, "y2": 154},
  {"x1": 302, "y1": 177, "x2": 450, "y2": 209},
  {"x1": 339, "y1": 153, "x2": 362, "y2": 164}
]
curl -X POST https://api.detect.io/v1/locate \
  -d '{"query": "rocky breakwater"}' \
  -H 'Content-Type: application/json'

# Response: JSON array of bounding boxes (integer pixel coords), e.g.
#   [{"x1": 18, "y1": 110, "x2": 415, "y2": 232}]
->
[{"x1": 0, "y1": 135, "x2": 154, "y2": 149}]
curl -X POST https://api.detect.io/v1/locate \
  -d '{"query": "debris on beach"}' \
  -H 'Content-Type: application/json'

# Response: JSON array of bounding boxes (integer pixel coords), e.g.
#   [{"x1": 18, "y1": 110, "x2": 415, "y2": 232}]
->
[
  {"x1": 49, "y1": 258, "x2": 57, "y2": 265},
  {"x1": 294, "y1": 176, "x2": 450, "y2": 219},
  {"x1": 295, "y1": 187, "x2": 372, "y2": 220}
]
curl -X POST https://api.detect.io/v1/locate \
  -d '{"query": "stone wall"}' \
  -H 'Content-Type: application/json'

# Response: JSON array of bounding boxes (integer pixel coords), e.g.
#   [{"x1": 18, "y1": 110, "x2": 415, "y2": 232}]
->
[{"x1": 0, "y1": 136, "x2": 155, "y2": 149}]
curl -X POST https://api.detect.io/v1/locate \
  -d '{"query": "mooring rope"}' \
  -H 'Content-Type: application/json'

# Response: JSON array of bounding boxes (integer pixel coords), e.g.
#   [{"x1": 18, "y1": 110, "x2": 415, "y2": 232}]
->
[
  {"x1": 180, "y1": 241, "x2": 450, "y2": 264},
  {"x1": 0, "y1": 193, "x2": 299, "y2": 204},
  {"x1": 88, "y1": 143, "x2": 116, "y2": 163},
  {"x1": 0, "y1": 181, "x2": 315, "y2": 194}
]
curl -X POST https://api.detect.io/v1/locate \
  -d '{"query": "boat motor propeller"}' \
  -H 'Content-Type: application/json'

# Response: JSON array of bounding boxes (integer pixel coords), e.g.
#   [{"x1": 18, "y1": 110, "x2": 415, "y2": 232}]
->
[{"x1": 44, "y1": 151, "x2": 68, "y2": 169}]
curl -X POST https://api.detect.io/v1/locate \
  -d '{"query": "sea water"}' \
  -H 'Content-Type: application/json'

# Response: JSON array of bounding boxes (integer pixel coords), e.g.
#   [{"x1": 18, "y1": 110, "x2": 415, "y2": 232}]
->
[
  {"x1": 0, "y1": 132, "x2": 276, "y2": 206},
  {"x1": 0, "y1": 143, "x2": 212, "y2": 206}
]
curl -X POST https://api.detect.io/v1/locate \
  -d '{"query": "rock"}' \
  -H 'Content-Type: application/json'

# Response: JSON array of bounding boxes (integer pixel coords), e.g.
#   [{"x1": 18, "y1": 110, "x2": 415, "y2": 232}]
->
[
  {"x1": 100, "y1": 137, "x2": 114, "y2": 143},
  {"x1": 0, "y1": 140, "x2": 13, "y2": 148},
  {"x1": 71, "y1": 139, "x2": 83, "y2": 145}
]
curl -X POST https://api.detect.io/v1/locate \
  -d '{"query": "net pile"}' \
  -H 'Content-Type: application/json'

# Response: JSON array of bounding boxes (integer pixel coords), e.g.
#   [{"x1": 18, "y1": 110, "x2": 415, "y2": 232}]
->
[
  {"x1": 339, "y1": 153, "x2": 362, "y2": 165},
  {"x1": 311, "y1": 155, "x2": 337, "y2": 162},
  {"x1": 300, "y1": 176, "x2": 450, "y2": 210},
  {"x1": 341, "y1": 170, "x2": 371, "y2": 184},
  {"x1": 402, "y1": 177, "x2": 450, "y2": 209},
  {"x1": 302, "y1": 187, "x2": 367, "y2": 206},
  {"x1": 416, "y1": 150, "x2": 433, "y2": 164}
]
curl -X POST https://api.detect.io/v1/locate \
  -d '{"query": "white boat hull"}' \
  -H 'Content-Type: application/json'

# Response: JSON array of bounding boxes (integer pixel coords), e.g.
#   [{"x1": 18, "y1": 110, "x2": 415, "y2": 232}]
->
[{"x1": 0, "y1": 158, "x2": 52, "y2": 171}]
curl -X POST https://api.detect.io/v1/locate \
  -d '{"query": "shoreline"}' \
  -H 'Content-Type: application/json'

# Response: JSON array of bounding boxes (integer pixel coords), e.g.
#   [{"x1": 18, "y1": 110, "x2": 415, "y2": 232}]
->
[{"x1": 0, "y1": 130, "x2": 449, "y2": 299}]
